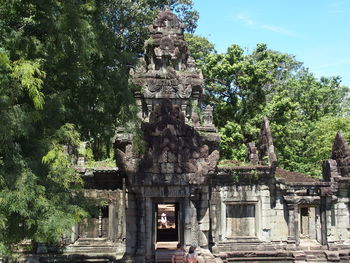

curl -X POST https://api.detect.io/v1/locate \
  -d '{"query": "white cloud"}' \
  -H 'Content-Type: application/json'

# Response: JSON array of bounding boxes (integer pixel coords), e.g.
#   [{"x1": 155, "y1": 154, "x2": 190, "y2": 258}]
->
[
  {"x1": 318, "y1": 58, "x2": 350, "y2": 69},
  {"x1": 234, "y1": 13, "x2": 296, "y2": 37},
  {"x1": 329, "y1": 0, "x2": 347, "y2": 14},
  {"x1": 235, "y1": 13, "x2": 255, "y2": 25},
  {"x1": 261, "y1": 24, "x2": 295, "y2": 37}
]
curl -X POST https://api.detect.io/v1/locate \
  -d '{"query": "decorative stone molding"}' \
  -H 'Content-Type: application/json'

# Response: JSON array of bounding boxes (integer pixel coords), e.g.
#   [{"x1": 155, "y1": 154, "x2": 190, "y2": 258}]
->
[{"x1": 129, "y1": 6, "x2": 203, "y2": 107}]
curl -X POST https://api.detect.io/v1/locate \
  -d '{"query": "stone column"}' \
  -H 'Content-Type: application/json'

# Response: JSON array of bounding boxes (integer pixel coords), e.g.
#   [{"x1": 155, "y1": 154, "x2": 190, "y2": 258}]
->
[
  {"x1": 320, "y1": 196, "x2": 328, "y2": 245},
  {"x1": 198, "y1": 189, "x2": 210, "y2": 248},
  {"x1": 220, "y1": 199, "x2": 226, "y2": 241},
  {"x1": 178, "y1": 198, "x2": 185, "y2": 244},
  {"x1": 98, "y1": 207, "x2": 103, "y2": 237},
  {"x1": 134, "y1": 92, "x2": 143, "y2": 119},
  {"x1": 122, "y1": 179, "x2": 127, "y2": 241},
  {"x1": 144, "y1": 197, "x2": 153, "y2": 261},
  {"x1": 125, "y1": 192, "x2": 137, "y2": 258},
  {"x1": 115, "y1": 191, "x2": 124, "y2": 240},
  {"x1": 108, "y1": 202, "x2": 116, "y2": 241},
  {"x1": 135, "y1": 194, "x2": 146, "y2": 258},
  {"x1": 184, "y1": 197, "x2": 192, "y2": 246},
  {"x1": 71, "y1": 224, "x2": 79, "y2": 243},
  {"x1": 287, "y1": 203, "x2": 297, "y2": 245},
  {"x1": 210, "y1": 203, "x2": 217, "y2": 243}
]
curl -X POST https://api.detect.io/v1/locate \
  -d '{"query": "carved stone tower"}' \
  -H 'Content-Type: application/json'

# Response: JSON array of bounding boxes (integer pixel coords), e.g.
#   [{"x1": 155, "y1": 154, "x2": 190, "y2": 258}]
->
[
  {"x1": 129, "y1": 6, "x2": 203, "y2": 121},
  {"x1": 114, "y1": 7, "x2": 219, "y2": 262}
]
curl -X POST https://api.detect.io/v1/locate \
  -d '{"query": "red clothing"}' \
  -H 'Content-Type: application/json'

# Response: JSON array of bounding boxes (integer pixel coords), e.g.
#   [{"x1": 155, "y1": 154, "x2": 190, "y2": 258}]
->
[{"x1": 172, "y1": 249, "x2": 186, "y2": 263}]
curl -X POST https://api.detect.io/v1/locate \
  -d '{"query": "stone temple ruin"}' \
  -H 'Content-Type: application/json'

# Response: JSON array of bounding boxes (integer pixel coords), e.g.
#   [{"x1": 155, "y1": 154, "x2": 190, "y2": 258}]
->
[{"x1": 23, "y1": 7, "x2": 350, "y2": 263}]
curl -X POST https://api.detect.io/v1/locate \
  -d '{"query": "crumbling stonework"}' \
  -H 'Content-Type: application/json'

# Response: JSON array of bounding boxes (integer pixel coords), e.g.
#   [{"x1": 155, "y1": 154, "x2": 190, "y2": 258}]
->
[
  {"x1": 330, "y1": 132, "x2": 350, "y2": 177},
  {"x1": 115, "y1": 99, "x2": 219, "y2": 185},
  {"x1": 258, "y1": 117, "x2": 277, "y2": 167}
]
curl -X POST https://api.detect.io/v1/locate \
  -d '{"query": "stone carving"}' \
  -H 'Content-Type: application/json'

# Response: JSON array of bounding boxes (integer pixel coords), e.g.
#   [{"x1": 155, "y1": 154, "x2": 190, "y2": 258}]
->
[
  {"x1": 129, "y1": 6, "x2": 203, "y2": 101},
  {"x1": 258, "y1": 117, "x2": 277, "y2": 166},
  {"x1": 247, "y1": 142, "x2": 258, "y2": 165},
  {"x1": 115, "y1": 99, "x2": 219, "y2": 185},
  {"x1": 331, "y1": 132, "x2": 350, "y2": 159},
  {"x1": 330, "y1": 132, "x2": 350, "y2": 177},
  {"x1": 203, "y1": 105, "x2": 214, "y2": 127}
]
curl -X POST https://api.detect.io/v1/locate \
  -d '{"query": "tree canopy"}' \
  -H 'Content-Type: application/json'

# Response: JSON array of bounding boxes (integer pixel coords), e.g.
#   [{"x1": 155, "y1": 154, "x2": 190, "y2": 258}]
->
[
  {"x1": 0, "y1": 0, "x2": 198, "y2": 254},
  {"x1": 190, "y1": 38, "x2": 350, "y2": 175}
]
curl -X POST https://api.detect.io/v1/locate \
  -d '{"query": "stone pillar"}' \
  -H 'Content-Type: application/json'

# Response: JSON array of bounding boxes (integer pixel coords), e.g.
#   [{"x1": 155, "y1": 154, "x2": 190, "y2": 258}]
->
[
  {"x1": 115, "y1": 191, "x2": 124, "y2": 240},
  {"x1": 71, "y1": 224, "x2": 79, "y2": 243},
  {"x1": 122, "y1": 179, "x2": 127, "y2": 241},
  {"x1": 125, "y1": 192, "x2": 137, "y2": 257},
  {"x1": 315, "y1": 205, "x2": 322, "y2": 243},
  {"x1": 190, "y1": 201, "x2": 199, "y2": 246},
  {"x1": 184, "y1": 197, "x2": 192, "y2": 246},
  {"x1": 287, "y1": 203, "x2": 297, "y2": 245},
  {"x1": 198, "y1": 189, "x2": 210, "y2": 248},
  {"x1": 320, "y1": 196, "x2": 328, "y2": 245},
  {"x1": 108, "y1": 202, "x2": 116, "y2": 241},
  {"x1": 134, "y1": 92, "x2": 143, "y2": 119},
  {"x1": 179, "y1": 198, "x2": 185, "y2": 244},
  {"x1": 98, "y1": 207, "x2": 103, "y2": 237},
  {"x1": 145, "y1": 197, "x2": 153, "y2": 261},
  {"x1": 135, "y1": 194, "x2": 146, "y2": 258},
  {"x1": 210, "y1": 203, "x2": 217, "y2": 245},
  {"x1": 220, "y1": 199, "x2": 226, "y2": 241},
  {"x1": 309, "y1": 206, "x2": 317, "y2": 240}
]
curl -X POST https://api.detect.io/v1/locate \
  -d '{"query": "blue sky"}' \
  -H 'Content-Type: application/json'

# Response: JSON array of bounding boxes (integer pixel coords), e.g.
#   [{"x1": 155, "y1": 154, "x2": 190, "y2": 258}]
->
[{"x1": 193, "y1": 0, "x2": 350, "y2": 87}]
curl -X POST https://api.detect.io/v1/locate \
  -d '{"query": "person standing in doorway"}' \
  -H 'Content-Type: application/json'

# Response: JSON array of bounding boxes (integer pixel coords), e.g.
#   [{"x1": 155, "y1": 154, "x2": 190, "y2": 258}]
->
[
  {"x1": 172, "y1": 243, "x2": 186, "y2": 263},
  {"x1": 160, "y1": 212, "x2": 167, "y2": 228}
]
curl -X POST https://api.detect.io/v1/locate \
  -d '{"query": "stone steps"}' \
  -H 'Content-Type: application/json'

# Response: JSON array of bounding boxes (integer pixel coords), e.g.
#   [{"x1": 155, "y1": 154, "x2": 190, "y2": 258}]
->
[
  {"x1": 65, "y1": 238, "x2": 122, "y2": 255},
  {"x1": 304, "y1": 250, "x2": 327, "y2": 260},
  {"x1": 37, "y1": 255, "x2": 118, "y2": 263},
  {"x1": 216, "y1": 242, "x2": 279, "y2": 252},
  {"x1": 221, "y1": 251, "x2": 293, "y2": 263},
  {"x1": 154, "y1": 249, "x2": 177, "y2": 263},
  {"x1": 226, "y1": 256, "x2": 293, "y2": 262}
]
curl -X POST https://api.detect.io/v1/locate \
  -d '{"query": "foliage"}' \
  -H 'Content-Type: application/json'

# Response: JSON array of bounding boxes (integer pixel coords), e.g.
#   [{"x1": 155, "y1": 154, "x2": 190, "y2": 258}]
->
[
  {"x1": 186, "y1": 35, "x2": 350, "y2": 176},
  {"x1": 218, "y1": 121, "x2": 246, "y2": 161},
  {"x1": 303, "y1": 116, "x2": 350, "y2": 175},
  {"x1": 0, "y1": 0, "x2": 197, "y2": 253},
  {"x1": 184, "y1": 33, "x2": 216, "y2": 68}
]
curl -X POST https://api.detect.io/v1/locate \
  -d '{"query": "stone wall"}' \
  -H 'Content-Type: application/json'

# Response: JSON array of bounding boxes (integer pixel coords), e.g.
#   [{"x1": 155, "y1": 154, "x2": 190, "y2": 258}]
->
[{"x1": 210, "y1": 182, "x2": 289, "y2": 245}]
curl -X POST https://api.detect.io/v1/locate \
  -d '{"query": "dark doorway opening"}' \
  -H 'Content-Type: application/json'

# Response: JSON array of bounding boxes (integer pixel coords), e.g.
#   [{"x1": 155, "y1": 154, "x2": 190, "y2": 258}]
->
[
  {"x1": 156, "y1": 203, "x2": 178, "y2": 242},
  {"x1": 300, "y1": 207, "x2": 310, "y2": 238}
]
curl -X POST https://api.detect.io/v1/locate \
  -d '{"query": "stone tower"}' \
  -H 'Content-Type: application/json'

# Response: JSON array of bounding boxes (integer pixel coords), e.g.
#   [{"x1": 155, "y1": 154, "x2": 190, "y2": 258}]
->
[{"x1": 114, "y1": 6, "x2": 219, "y2": 262}]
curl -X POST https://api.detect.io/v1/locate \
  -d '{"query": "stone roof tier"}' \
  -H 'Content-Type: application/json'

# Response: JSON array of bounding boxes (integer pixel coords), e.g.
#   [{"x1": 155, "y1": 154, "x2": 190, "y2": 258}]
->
[{"x1": 130, "y1": 6, "x2": 203, "y2": 102}]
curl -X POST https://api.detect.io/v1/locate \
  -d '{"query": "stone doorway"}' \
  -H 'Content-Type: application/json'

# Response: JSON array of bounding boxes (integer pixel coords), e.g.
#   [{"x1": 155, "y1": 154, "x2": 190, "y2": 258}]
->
[
  {"x1": 156, "y1": 203, "x2": 179, "y2": 242},
  {"x1": 299, "y1": 206, "x2": 320, "y2": 243},
  {"x1": 300, "y1": 207, "x2": 310, "y2": 238},
  {"x1": 79, "y1": 206, "x2": 109, "y2": 238}
]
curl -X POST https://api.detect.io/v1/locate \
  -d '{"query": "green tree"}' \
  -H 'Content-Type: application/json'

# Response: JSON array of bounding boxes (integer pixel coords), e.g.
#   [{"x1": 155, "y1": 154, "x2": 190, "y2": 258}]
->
[
  {"x1": 184, "y1": 33, "x2": 216, "y2": 68},
  {"x1": 186, "y1": 36, "x2": 350, "y2": 176},
  {"x1": 303, "y1": 117, "x2": 350, "y2": 175},
  {"x1": 0, "y1": 0, "x2": 198, "y2": 253},
  {"x1": 267, "y1": 70, "x2": 350, "y2": 175},
  {"x1": 201, "y1": 43, "x2": 301, "y2": 160}
]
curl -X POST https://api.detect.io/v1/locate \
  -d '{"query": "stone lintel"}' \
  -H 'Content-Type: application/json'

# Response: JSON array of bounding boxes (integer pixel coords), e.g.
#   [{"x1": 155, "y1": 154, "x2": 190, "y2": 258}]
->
[
  {"x1": 283, "y1": 195, "x2": 320, "y2": 205},
  {"x1": 284, "y1": 181, "x2": 331, "y2": 187},
  {"x1": 194, "y1": 126, "x2": 217, "y2": 133}
]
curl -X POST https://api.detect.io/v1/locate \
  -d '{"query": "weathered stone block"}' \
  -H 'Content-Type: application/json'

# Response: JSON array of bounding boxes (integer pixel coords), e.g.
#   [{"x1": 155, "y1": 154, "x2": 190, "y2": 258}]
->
[{"x1": 161, "y1": 163, "x2": 175, "y2": 174}]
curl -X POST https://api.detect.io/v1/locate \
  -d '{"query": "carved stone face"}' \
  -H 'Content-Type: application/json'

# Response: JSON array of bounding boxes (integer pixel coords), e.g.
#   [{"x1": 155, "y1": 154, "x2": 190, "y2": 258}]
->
[{"x1": 129, "y1": 7, "x2": 203, "y2": 101}]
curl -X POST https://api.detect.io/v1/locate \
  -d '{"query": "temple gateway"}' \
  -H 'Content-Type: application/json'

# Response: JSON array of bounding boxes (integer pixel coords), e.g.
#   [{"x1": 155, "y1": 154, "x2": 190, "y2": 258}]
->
[{"x1": 30, "y1": 7, "x2": 350, "y2": 263}]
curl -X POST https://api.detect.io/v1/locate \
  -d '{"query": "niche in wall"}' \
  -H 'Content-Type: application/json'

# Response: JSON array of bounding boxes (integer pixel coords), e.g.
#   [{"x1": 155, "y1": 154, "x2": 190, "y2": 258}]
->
[{"x1": 226, "y1": 203, "x2": 256, "y2": 237}]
